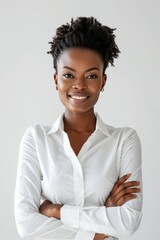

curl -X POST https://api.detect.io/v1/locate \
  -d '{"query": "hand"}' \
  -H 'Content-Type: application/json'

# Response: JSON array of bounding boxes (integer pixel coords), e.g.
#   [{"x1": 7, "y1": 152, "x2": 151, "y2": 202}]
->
[
  {"x1": 105, "y1": 174, "x2": 141, "y2": 207},
  {"x1": 39, "y1": 200, "x2": 63, "y2": 219}
]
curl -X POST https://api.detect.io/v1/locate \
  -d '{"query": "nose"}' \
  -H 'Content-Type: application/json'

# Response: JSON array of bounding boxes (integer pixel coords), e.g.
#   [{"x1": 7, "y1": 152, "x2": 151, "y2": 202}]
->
[{"x1": 72, "y1": 77, "x2": 87, "y2": 90}]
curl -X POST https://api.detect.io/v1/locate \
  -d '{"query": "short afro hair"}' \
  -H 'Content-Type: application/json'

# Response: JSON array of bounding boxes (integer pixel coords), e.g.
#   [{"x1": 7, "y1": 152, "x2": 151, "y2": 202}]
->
[{"x1": 48, "y1": 16, "x2": 120, "y2": 72}]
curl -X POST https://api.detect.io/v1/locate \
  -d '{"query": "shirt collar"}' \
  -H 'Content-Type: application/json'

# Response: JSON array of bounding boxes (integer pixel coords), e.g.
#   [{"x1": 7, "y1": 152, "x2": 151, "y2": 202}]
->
[
  {"x1": 47, "y1": 113, "x2": 64, "y2": 135},
  {"x1": 47, "y1": 112, "x2": 111, "y2": 136},
  {"x1": 95, "y1": 113, "x2": 111, "y2": 136}
]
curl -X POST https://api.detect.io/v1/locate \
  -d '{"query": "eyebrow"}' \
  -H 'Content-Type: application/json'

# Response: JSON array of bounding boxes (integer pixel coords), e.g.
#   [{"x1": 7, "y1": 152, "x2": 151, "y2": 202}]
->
[{"x1": 62, "y1": 66, "x2": 100, "y2": 72}]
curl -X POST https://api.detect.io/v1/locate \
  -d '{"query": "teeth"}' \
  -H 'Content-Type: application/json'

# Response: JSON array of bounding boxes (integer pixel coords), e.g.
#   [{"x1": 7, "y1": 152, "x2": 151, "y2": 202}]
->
[{"x1": 71, "y1": 96, "x2": 88, "y2": 100}]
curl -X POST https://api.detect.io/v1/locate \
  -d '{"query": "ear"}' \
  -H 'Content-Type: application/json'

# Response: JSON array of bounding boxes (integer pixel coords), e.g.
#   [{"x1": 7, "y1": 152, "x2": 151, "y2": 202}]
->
[
  {"x1": 54, "y1": 73, "x2": 58, "y2": 90},
  {"x1": 101, "y1": 74, "x2": 107, "y2": 90}
]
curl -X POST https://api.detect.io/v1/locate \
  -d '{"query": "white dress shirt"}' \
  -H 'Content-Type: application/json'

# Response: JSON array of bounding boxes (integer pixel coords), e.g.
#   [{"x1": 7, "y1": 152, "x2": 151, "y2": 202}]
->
[{"x1": 15, "y1": 113, "x2": 143, "y2": 240}]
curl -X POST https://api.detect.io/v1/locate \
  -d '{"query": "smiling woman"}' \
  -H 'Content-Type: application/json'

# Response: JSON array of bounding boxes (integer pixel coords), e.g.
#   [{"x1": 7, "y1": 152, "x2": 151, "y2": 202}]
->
[
  {"x1": 55, "y1": 48, "x2": 106, "y2": 115},
  {"x1": 15, "y1": 17, "x2": 143, "y2": 240}
]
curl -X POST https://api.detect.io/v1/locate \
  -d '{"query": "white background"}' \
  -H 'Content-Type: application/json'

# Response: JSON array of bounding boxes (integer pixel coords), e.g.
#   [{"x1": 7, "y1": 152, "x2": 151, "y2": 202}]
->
[{"x1": 1, "y1": 0, "x2": 160, "y2": 239}]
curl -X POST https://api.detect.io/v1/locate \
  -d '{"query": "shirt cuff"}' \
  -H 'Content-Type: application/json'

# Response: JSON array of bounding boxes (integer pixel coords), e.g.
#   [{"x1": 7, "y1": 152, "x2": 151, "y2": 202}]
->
[{"x1": 61, "y1": 205, "x2": 80, "y2": 228}]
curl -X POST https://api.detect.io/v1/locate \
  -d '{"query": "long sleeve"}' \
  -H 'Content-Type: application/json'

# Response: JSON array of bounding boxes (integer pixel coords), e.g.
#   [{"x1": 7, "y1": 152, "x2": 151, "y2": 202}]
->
[
  {"x1": 14, "y1": 127, "x2": 94, "y2": 240},
  {"x1": 60, "y1": 129, "x2": 143, "y2": 238}
]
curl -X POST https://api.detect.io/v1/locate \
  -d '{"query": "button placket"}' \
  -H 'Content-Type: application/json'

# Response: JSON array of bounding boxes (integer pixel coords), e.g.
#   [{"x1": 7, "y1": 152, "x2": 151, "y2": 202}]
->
[{"x1": 63, "y1": 132, "x2": 85, "y2": 206}]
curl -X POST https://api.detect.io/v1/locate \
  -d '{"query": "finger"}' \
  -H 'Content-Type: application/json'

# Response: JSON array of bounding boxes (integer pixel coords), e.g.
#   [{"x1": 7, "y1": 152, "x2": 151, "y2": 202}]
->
[
  {"x1": 112, "y1": 174, "x2": 136, "y2": 193},
  {"x1": 106, "y1": 180, "x2": 140, "y2": 206},
  {"x1": 105, "y1": 186, "x2": 140, "y2": 207},
  {"x1": 115, "y1": 193, "x2": 137, "y2": 206},
  {"x1": 112, "y1": 181, "x2": 140, "y2": 196},
  {"x1": 111, "y1": 174, "x2": 131, "y2": 193},
  {"x1": 113, "y1": 187, "x2": 141, "y2": 203}
]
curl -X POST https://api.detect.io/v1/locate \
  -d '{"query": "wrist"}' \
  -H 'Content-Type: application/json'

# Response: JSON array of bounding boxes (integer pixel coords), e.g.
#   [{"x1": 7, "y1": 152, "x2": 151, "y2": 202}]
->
[
  {"x1": 94, "y1": 233, "x2": 108, "y2": 240},
  {"x1": 53, "y1": 204, "x2": 63, "y2": 219}
]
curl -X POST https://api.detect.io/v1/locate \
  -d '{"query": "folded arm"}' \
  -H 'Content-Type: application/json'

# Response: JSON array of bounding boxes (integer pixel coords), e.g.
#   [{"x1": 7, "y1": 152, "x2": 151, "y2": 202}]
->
[
  {"x1": 40, "y1": 173, "x2": 141, "y2": 239},
  {"x1": 40, "y1": 129, "x2": 143, "y2": 238}
]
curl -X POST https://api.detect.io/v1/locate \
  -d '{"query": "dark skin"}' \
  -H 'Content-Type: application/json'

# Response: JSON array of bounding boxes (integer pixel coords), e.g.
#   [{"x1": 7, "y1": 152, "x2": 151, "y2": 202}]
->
[
  {"x1": 63, "y1": 111, "x2": 96, "y2": 156},
  {"x1": 39, "y1": 48, "x2": 141, "y2": 239}
]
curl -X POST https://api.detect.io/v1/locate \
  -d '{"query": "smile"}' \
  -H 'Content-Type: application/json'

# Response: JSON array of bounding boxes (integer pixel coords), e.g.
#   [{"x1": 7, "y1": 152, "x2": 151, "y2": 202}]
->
[
  {"x1": 70, "y1": 95, "x2": 89, "y2": 100},
  {"x1": 68, "y1": 94, "x2": 90, "y2": 103}
]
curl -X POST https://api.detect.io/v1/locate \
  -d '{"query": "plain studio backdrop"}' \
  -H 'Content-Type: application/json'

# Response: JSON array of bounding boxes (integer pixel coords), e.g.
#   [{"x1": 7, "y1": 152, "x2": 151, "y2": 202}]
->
[{"x1": 0, "y1": 0, "x2": 160, "y2": 239}]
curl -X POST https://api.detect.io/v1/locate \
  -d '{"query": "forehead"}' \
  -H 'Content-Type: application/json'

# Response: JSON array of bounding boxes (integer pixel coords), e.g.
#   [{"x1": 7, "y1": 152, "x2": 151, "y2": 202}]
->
[{"x1": 57, "y1": 47, "x2": 104, "y2": 70}]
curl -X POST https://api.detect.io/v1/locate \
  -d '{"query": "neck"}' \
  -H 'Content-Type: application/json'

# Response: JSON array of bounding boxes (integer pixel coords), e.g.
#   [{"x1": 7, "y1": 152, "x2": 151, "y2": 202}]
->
[{"x1": 64, "y1": 109, "x2": 96, "y2": 133}]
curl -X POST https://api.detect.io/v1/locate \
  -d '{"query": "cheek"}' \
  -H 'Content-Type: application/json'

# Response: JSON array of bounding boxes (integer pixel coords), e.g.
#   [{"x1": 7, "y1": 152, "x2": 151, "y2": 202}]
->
[
  {"x1": 58, "y1": 79, "x2": 71, "y2": 92},
  {"x1": 90, "y1": 82, "x2": 102, "y2": 93}
]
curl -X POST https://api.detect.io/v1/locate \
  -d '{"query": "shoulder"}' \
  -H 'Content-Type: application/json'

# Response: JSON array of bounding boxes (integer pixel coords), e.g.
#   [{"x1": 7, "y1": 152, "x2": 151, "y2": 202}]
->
[
  {"x1": 102, "y1": 118, "x2": 138, "y2": 136},
  {"x1": 22, "y1": 123, "x2": 53, "y2": 140},
  {"x1": 103, "y1": 122, "x2": 141, "y2": 147},
  {"x1": 105, "y1": 124, "x2": 141, "y2": 150},
  {"x1": 96, "y1": 113, "x2": 139, "y2": 141},
  {"x1": 108, "y1": 124, "x2": 138, "y2": 136}
]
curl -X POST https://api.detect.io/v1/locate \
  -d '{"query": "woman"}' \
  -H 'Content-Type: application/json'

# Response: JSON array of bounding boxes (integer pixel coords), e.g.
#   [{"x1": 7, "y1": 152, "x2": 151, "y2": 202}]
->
[{"x1": 15, "y1": 17, "x2": 142, "y2": 240}]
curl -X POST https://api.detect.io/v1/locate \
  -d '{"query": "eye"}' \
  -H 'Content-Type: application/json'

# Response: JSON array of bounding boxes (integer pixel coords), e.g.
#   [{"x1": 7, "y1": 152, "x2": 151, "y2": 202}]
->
[
  {"x1": 86, "y1": 74, "x2": 97, "y2": 79},
  {"x1": 63, "y1": 73, "x2": 74, "y2": 79}
]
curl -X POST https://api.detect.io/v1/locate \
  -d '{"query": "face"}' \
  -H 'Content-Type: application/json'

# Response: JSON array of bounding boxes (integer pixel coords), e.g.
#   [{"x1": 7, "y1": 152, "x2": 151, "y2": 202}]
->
[{"x1": 54, "y1": 47, "x2": 107, "y2": 114}]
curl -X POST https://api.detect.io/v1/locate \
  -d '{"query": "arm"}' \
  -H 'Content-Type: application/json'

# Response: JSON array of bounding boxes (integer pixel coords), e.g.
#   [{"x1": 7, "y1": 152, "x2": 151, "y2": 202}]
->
[
  {"x1": 41, "y1": 129, "x2": 142, "y2": 238},
  {"x1": 40, "y1": 174, "x2": 140, "y2": 239},
  {"x1": 40, "y1": 202, "x2": 108, "y2": 240},
  {"x1": 15, "y1": 127, "x2": 94, "y2": 240}
]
